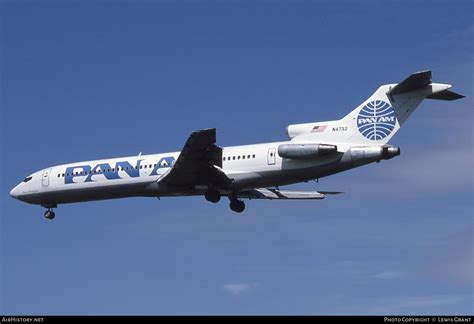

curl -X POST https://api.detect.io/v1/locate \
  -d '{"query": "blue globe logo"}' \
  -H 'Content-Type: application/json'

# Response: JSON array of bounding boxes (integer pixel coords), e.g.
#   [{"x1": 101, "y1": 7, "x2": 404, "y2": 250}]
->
[{"x1": 357, "y1": 100, "x2": 396, "y2": 140}]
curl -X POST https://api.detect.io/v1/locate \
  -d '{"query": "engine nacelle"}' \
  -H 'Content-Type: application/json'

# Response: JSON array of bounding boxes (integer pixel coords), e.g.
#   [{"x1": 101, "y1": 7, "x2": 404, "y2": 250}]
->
[
  {"x1": 343, "y1": 145, "x2": 401, "y2": 166},
  {"x1": 278, "y1": 143, "x2": 338, "y2": 160}
]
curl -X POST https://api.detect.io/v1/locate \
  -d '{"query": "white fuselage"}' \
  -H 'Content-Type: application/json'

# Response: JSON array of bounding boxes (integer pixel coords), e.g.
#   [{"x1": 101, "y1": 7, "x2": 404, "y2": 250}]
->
[{"x1": 10, "y1": 140, "x2": 347, "y2": 207}]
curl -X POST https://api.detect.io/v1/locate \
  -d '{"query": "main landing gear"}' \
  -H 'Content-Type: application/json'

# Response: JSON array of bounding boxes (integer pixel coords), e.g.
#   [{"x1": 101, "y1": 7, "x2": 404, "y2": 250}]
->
[
  {"x1": 229, "y1": 199, "x2": 245, "y2": 213},
  {"x1": 204, "y1": 190, "x2": 246, "y2": 213},
  {"x1": 44, "y1": 208, "x2": 55, "y2": 220},
  {"x1": 204, "y1": 189, "x2": 221, "y2": 203}
]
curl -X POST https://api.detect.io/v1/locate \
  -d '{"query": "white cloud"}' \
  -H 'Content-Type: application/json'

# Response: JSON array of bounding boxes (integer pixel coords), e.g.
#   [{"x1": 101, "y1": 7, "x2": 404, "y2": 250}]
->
[
  {"x1": 382, "y1": 149, "x2": 472, "y2": 197},
  {"x1": 222, "y1": 283, "x2": 259, "y2": 295},
  {"x1": 373, "y1": 271, "x2": 403, "y2": 280},
  {"x1": 421, "y1": 227, "x2": 474, "y2": 284},
  {"x1": 444, "y1": 23, "x2": 474, "y2": 42}
]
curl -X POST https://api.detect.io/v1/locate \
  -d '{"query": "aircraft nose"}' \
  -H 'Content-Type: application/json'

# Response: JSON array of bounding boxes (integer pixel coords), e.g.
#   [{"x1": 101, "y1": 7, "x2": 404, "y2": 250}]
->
[{"x1": 10, "y1": 184, "x2": 20, "y2": 199}]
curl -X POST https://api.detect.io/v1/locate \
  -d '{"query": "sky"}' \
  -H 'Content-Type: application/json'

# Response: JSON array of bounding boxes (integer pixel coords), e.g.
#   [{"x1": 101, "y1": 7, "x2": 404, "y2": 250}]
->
[{"x1": 1, "y1": 0, "x2": 473, "y2": 315}]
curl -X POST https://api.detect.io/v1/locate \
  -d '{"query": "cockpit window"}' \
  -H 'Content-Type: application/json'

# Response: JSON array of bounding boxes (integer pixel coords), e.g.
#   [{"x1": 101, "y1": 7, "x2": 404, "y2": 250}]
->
[{"x1": 23, "y1": 176, "x2": 33, "y2": 183}]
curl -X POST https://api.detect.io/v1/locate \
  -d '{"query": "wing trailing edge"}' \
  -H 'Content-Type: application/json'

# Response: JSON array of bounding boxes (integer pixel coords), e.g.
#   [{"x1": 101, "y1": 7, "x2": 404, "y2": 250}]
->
[{"x1": 238, "y1": 188, "x2": 343, "y2": 200}]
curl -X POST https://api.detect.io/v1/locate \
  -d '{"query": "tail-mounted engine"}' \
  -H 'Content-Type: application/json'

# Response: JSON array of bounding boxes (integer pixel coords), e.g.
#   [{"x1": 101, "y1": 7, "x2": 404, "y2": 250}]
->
[{"x1": 278, "y1": 143, "x2": 338, "y2": 160}]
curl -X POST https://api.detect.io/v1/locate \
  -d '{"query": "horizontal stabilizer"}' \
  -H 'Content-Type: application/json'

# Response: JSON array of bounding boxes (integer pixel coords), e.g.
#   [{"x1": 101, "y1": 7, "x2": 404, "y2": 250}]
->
[
  {"x1": 388, "y1": 70, "x2": 432, "y2": 95},
  {"x1": 238, "y1": 188, "x2": 342, "y2": 200},
  {"x1": 427, "y1": 89, "x2": 465, "y2": 101}
]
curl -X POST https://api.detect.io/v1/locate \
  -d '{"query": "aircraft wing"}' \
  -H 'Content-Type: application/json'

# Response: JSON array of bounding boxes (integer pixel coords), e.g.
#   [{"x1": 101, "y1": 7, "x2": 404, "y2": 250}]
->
[
  {"x1": 237, "y1": 188, "x2": 343, "y2": 200},
  {"x1": 158, "y1": 128, "x2": 232, "y2": 188}
]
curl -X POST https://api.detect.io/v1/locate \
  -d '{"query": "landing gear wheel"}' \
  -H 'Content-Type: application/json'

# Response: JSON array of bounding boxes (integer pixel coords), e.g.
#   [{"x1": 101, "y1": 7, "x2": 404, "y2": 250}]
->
[
  {"x1": 44, "y1": 210, "x2": 55, "y2": 220},
  {"x1": 229, "y1": 199, "x2": 245, "y2": 213},
  {"x1": 205, "y1": 189, "x2": 221, "y2": 203}
]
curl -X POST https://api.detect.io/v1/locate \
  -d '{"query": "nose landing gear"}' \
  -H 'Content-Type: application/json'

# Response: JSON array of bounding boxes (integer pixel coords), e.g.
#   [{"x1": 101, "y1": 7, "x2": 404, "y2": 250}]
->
[
  {"x1": 44, "y1": 208, "x2": 55, "y2": 220},
  {"x1": 42, "y1": 204, "x2": 57, "y2": 220}
]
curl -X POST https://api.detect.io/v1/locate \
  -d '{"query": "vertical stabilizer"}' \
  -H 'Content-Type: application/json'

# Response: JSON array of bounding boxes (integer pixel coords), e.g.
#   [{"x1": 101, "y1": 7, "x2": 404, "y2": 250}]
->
[{"x1": 287, "y1": 71, "x2": 464, "y2": 146}]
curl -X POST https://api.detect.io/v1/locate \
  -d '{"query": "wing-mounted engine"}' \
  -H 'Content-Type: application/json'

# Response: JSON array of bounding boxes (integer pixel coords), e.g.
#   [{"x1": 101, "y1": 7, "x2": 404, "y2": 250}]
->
[{"x1": 278, "y1": 143, "x2": 337, "y2": 160}]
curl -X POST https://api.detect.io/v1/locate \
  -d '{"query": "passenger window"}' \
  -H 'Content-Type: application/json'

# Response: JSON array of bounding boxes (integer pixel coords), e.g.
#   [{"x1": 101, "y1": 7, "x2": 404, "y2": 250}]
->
[
  {"x1": 270, "y1": 153, "x2": 274, "y2": 157},
  {"x1": 223, "y1": 157, "x2": 226, "y2": 161},
  {"x1": 233, "y1": 156, "x2": 235, "y2": 160},
  {"x1": 149, "y1": 164, "x2": 152, "y2": 168},
  {"x1": 242, "y1": 156, "x2": 245, "y2": 159},
  {"x1": 253, "y1": 154, "x2": 255, "y2": 158},
  {"x1": 62, "y1": 173, "x2": 65, "y2": 177},
  {"x1": 140, "y1": 165, "x2": 143, "y2": 169}
]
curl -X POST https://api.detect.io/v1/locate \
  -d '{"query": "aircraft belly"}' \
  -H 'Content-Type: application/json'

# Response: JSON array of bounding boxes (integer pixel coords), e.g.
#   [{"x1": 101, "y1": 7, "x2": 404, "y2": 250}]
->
[
  {"x1": 228, "y1": 159, "x2": 352, "y2": 190},
  {"x1": 25, "y1": 181, "x2": 154, "y2": 205}
]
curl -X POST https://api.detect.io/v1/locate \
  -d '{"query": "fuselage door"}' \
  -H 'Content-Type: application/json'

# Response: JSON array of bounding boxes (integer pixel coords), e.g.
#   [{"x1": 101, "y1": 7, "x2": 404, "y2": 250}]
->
[
  {"x1": 42, "y1": 168, "x2": 51, "y2": 187},
  {"x1": 267, "y1": 148, "x2": 276, "y2": 165}
]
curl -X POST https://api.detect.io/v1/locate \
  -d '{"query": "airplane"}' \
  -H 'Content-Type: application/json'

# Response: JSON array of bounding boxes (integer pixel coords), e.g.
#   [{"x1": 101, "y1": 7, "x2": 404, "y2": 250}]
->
[{"x1": 10, "y1": 71, "x2": 464, "y2": 219}]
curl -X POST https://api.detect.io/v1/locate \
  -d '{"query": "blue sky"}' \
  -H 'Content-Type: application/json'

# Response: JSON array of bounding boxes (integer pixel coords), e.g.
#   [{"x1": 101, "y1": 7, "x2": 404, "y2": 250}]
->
[{"x1": 1, "y1": 0, "x2": 472, "y2": 315}]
